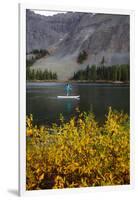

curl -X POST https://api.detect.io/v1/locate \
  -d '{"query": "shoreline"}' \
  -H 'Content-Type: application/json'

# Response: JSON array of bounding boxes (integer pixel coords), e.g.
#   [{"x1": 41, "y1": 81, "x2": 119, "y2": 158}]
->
[{"x1": 26, "y1": 80, "x2": 130, "y2": 85}]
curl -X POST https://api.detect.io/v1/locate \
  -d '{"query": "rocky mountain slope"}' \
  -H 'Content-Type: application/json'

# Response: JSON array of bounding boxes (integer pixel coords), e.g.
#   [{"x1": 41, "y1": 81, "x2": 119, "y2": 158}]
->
[{"x1": 26, "y1": 10, "x2": 130, "y2": 80}]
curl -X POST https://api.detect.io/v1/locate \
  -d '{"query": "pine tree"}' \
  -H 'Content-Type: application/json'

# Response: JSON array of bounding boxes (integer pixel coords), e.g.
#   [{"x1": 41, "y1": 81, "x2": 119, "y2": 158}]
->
[
  {"x1": 101, "y1": 56, "x2": 105, "y2": 66},
  {"x1": 91, "y1": 65, "x2": 97, "y2": 81}
]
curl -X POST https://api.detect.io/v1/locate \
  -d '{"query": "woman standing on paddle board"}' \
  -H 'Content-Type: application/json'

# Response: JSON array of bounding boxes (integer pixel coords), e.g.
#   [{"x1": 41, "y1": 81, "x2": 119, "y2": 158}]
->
[{"x1": 65, "y1": 83, "x2": 72, "y2": 96}]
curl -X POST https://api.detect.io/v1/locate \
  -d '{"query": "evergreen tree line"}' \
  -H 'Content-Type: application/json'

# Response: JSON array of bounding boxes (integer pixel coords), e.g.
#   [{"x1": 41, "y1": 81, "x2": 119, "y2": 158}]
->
[
  {"x1": 26, "y1": 68, "x2": 58, "y2": 80},
  {"x1": 26, "y1": 59, "x2": 36, "y2": 68},
  {"x1": 26, "y1": 49, "x2": 50, "y2": 67},
  {"x1": 72, "y1": 64, "x2": 130, "y2": 82},
  {"x1": 31, "y1": 49, "x2": 50, "y2": 60}
]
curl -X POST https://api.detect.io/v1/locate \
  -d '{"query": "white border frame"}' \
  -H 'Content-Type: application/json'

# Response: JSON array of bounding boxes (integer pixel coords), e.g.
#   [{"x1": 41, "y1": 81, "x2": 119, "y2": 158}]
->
[{"x1": 19, "y1": 3, "x2": 135, "y2": 196}]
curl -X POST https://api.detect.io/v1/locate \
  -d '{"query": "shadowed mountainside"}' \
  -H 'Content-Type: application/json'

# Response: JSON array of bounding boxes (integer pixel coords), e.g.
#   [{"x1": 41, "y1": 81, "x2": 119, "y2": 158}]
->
[{"x1": 26, "y1": 10, "x2": 130, "y2": 80}]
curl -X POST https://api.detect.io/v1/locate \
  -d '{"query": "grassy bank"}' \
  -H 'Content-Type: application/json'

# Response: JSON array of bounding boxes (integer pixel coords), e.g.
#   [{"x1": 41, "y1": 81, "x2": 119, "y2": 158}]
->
[{"x1": 26, "y1": 108, "x2": 130, "y2": 190}]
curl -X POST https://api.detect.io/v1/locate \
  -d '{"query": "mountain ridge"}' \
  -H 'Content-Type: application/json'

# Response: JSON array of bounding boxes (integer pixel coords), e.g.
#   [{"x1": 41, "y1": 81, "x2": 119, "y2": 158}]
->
[{"x1": 26, "y1": 10, "x2": 130, "y2": 80}]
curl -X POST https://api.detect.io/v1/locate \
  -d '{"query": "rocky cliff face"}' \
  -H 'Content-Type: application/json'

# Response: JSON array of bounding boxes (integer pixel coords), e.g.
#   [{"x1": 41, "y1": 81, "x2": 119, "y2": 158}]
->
[
  {"x1": 26, "y1": 10, "x2": 84, "y2": 53},
  {"x1": 26, "y1": 9, "x2": 130, "y2": 80}
]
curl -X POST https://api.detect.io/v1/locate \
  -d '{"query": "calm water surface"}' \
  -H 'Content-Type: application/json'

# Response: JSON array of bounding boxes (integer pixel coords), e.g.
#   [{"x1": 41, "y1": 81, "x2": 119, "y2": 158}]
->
[{"x1": 26, "y1": 82, "x2": 129, "y2": 125}]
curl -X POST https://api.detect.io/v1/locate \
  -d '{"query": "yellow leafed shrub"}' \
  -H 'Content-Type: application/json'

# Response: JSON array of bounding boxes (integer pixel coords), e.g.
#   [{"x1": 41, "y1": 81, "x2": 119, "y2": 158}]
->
[{"x1": 26, "y1": 107, "x2": 129, "y2": 190}]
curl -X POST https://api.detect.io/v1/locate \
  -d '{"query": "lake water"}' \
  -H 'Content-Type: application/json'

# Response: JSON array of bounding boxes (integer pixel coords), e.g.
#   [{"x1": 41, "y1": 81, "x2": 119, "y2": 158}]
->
[{"x1": 26, "y1": 82, "x2": 130, "y2": 125}]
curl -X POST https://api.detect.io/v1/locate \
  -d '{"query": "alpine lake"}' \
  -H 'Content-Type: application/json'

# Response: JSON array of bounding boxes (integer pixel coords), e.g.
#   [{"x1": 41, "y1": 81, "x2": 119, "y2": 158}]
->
[{"x1": 26, "y1": 82, "x2": 130, "y2": 126}]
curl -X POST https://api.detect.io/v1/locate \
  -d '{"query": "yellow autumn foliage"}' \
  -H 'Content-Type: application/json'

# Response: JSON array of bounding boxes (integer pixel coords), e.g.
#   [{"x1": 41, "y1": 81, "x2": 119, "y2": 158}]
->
[{"x1": 26, "y1": 107, "x2": 130, "y2": 190}]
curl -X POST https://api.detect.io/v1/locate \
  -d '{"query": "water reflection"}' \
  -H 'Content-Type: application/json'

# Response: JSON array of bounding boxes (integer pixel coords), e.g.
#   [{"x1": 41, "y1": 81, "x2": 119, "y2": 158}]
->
[
  {"x1": 65, "y1": 99, "x2": 80, "y2": 113},
  {"x1": 90, "y1": 103, "x2": 93, "y2": 112},
  {"x1": 66, "y1": 100, "x2": 72, "y2": 113}
]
